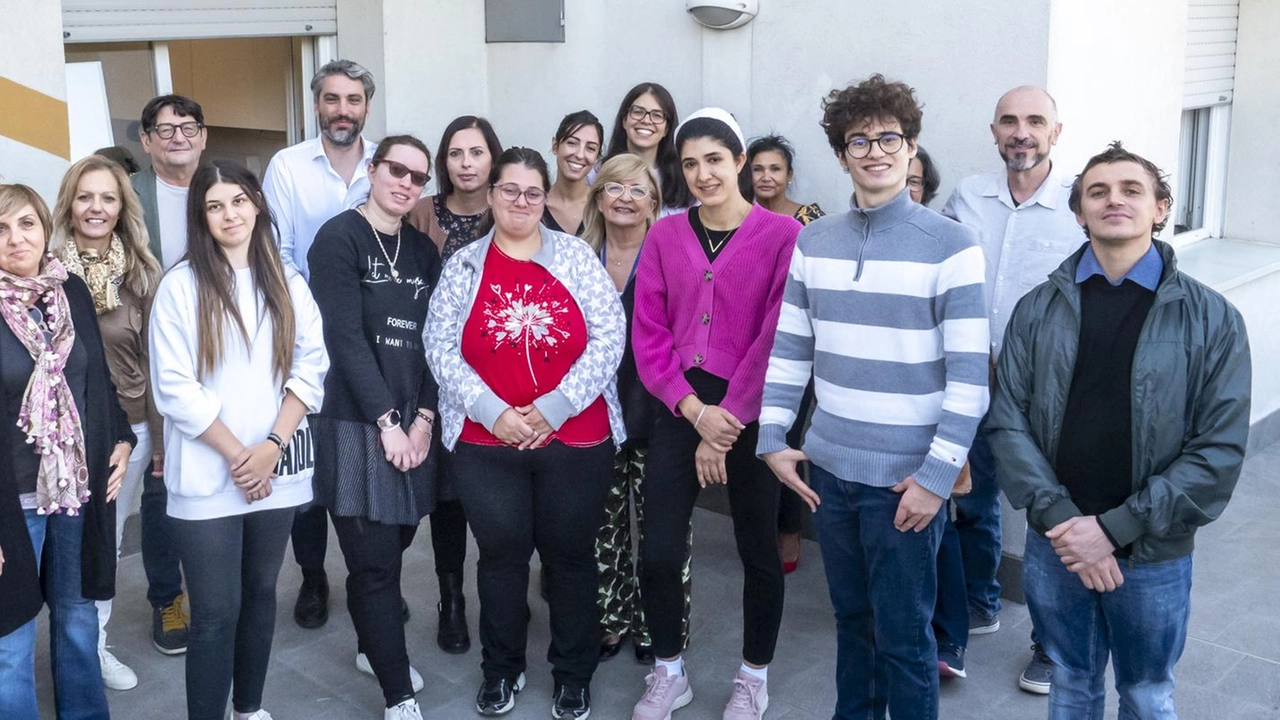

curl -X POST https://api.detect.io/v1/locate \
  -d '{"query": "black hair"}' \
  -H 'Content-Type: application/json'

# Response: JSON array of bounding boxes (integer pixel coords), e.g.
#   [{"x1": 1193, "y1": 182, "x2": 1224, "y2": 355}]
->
[
  {"x1": 746, "y1": 134, "x2": 796, "y2": 174},
  {"x1": 434, "y1": 116, "x2": 504, "y2": 197},
  {"x1": 554, "y1": 110, "x2": 604, "y2": 148},
  {"x1": 475, "y1": 147, "x2": 551, "y2": 237},
  {"x1": 676, "y1": 116, "x2": 753, "y2": 202},
  {"x1": 1068, "y1": 141, "x2": 1174, "y2": 236},
  {"x1": 913, "y1": 146, "x2": 942, "y2": 207},
  {"x1": 372, "y1": 134, "x2": 432, "y2": 168},
  {"x1": 140, "y1": 94, "x2": 205, "y2": 133},
  {"x1": 603, "y1": 82, "x2": 691, "y2": 209}
]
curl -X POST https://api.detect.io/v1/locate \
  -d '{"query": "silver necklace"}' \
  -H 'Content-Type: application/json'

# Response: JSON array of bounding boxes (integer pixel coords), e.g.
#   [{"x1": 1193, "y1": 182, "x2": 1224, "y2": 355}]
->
[{"x1": 357, "y1": 205, "x2": 402, "y2": 279}]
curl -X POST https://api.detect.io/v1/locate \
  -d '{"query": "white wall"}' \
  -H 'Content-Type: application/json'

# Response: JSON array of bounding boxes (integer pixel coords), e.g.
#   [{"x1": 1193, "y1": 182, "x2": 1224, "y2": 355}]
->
[
  {"x1": 1223, "y1": 0, "x2": 1279, "y2": 244},
  {"x1": 0, "y1": 0, "x2": 71, "y2": 202},
  {"x1": 1046, "y1": 0, "x2": 1186, "y2": 198}
]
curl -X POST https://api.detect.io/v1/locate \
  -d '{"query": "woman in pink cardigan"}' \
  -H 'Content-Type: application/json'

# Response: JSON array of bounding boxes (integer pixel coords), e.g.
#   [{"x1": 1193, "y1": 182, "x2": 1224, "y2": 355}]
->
[{"x1": 629, "y1": 108, "x2": 800, "y2": 720}]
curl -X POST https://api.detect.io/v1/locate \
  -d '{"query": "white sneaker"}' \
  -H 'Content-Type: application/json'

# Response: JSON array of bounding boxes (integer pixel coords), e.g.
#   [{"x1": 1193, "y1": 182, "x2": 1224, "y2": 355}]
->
[
  {"x1": 240, "y1": 711, "x2": 273, "y2": 720},
  {"x1": 356, "y1": 652, "x2": 425, "y2": 693},
  {"x1": 385, "y1": 698, "x2": 424, "y2": 720},
  {"x1": 99, "y1": 647, "x2": 138, "y2": 691}
]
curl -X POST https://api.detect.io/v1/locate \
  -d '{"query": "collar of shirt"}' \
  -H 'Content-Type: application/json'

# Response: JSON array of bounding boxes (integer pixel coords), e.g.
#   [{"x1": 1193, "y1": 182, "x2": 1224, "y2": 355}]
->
[
  {"x1": 1075, "y1": 242, "x2": 1163, "y2": 290},
  {"x1": 309, "y1": 135, "x2": 376, "y2": 182},
  {"x1": 981, "y1": 162, "x2": 1068, "y2": 211}
]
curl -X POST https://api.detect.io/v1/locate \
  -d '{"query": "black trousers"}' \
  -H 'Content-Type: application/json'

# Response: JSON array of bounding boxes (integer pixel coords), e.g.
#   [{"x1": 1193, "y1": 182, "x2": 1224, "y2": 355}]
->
[
  {"x1": 640, "y1": 404, "x2": 785, "y2": 665},
  {"x1": 429, "y1": 499, "x2": 467, "y2": 577},
  {"x1": 778, "y1": 378, "x2": 815, "y2": 535},
  {"x1": 330, "y1": 514, "x2": 417, "y2": 707},
  {"x1": 290, "y1": 502, "x2": 328, "y2": 574},
  {"x1": 453, "y1": 440, "x2": 613, "y2": 686}
]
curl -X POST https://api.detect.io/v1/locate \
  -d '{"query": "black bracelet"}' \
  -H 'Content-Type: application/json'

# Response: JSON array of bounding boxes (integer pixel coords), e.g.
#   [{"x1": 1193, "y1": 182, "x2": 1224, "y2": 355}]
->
[
  {"x1": 415, "y1": 410, "x2": 434, "y2": 424},
  {"x1": 266, "y1": 433, "x2": 285, "y2": 450}
]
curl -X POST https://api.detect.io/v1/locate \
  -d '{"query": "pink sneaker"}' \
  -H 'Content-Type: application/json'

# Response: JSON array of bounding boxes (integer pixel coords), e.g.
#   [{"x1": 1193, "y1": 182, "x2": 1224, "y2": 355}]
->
[
  {"x1": 632, "y1": 665, "x2": 693, "y2": 720},
  {"x1": 722, "y1": 669, "x2": 768, "y2": 720}
]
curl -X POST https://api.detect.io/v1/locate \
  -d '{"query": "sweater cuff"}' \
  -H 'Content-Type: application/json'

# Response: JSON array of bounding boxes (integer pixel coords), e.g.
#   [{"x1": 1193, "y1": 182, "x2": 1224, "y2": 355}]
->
[
  {"x1": 1098, "y1": 503, "x2": 1145, "y2": 550},
  {"x1": 469, "y1": 390, "x2": 509, "y2": 434},
  {"x1": 532, "y1": 390, "x2": 574, "y2": 431},
  {"x1": 756, "y1": 423, "x2": 791, "y2": 458},
  {"x1": 912, "y1": 454, "x2": 960, "y2": 500},
  {"x1": 1037, "y1": 497, "x2": 1084, "y2": 536}
]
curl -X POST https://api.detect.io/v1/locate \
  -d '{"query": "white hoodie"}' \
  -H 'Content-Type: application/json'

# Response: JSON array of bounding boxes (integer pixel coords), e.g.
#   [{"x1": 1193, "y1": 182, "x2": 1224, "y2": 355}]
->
[{"x1": 150, "y1": 262, "x2": 328, "y2": 520}]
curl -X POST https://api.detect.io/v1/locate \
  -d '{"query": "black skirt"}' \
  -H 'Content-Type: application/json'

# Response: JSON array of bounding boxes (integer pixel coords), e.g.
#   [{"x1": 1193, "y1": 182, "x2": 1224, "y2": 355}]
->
[{"x1": 311, "y1": 416, "x2": 439, "y2": 526}]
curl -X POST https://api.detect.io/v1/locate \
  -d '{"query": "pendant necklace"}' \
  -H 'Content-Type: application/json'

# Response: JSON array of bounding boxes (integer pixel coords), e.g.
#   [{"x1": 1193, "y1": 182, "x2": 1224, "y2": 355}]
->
[{"x1": 357, "y1": 205, "x2": 401, "y2": 278}]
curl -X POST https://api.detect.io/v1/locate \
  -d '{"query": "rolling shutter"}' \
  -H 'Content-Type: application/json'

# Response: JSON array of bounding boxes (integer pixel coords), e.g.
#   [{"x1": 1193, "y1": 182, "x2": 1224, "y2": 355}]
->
[
  {"x1": 62, "y1": 1, "x2": 338, "y2": 43},
  {"x1": 1184, "y1": 0, "x2": 1240, "y2": 108}
]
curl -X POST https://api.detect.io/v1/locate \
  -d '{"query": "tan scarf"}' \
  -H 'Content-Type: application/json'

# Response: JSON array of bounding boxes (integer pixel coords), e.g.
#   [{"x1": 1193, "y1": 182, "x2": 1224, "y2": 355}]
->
[{"x1": 62, "y1": 235, "x2": 126, "y2": 315}]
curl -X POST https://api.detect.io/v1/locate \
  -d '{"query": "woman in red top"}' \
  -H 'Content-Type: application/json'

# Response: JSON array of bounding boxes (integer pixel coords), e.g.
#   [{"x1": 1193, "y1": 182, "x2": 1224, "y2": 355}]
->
[{"x1": 425, "y1": 147, "x2": 626, "y2": 720}]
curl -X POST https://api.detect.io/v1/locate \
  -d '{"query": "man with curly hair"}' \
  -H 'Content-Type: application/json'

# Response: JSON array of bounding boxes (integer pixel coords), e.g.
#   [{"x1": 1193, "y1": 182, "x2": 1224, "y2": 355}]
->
[
  {"x1": 989, "y1": 142, "x2": 1250, "y2": 719},
  {"x1": 758, "y1": 74, "x2": 989, "y2": 720}
]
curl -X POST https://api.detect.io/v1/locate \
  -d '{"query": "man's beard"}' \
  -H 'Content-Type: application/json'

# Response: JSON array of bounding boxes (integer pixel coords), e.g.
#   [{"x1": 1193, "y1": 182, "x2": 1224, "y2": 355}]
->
[
  {"x1": 321, "y1": 114, "x2": 364, "y2": 147},
  {"x1": 1000, "y1": 139, "x2": 1048, "y2": 172}
]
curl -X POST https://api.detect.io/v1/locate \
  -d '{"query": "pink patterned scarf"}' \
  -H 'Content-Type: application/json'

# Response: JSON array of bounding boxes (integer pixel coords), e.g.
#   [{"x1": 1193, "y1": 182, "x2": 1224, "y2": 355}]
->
[{"x1": 0, "y1": 257, "x2": 89, "y2": 515}]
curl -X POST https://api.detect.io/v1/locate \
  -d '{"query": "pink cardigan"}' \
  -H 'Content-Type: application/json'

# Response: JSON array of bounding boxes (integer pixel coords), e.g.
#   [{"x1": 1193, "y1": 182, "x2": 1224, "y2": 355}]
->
[{"x1": 632, "y1": 204, "x2": 801, "y2": 424}]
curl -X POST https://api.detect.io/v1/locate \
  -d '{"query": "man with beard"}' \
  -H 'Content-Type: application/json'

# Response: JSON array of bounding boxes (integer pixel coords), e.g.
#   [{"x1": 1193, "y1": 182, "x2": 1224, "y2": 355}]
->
[
  {"x1": 939, "y1": 85, "x2": 1085, "y2": 691},
  {"x1": 262, "y1": 59, "x2": 379, "y2": 632}
]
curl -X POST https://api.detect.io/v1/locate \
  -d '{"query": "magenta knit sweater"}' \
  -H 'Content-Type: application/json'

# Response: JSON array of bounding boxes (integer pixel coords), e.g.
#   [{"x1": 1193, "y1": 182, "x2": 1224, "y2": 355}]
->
[{"x1": 632, "y1": 204, "x2": 801, "y2": 424}]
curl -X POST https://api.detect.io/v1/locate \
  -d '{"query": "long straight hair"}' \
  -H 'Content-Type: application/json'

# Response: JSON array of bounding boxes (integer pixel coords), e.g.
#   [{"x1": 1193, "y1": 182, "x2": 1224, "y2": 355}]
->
[
  {"x1": 50, "y1": 154, "x2": 162, "y2": 299},
  {"x1": 604, "y1": 82, "x2": 691, "y2": 210},
  {"x1": 185, "y1": 160, "x2": 295, "y2": 385}
]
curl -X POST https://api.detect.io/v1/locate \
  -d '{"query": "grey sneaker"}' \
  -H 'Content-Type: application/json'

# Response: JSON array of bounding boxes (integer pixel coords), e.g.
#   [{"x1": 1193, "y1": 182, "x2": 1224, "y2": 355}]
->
[
  {"x1": 968, "y1": 609, "x2": 1000, "y2": 635},
  {"x1": 1018, "y1": 643, "x2": 1053, "y2": 694},
  {"x1": 722, "y1": 668, "x2": 768, "y2": 720},
  {"x1": 632, "y1": 665, "x2": 693, "y2": 720}
]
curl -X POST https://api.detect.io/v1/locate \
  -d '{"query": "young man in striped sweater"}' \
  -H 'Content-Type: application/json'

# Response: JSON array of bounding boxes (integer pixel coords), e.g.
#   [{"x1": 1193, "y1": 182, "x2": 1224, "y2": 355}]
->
[{"x1": 757, "y1": 75, "x2": 989, "y2": 720}]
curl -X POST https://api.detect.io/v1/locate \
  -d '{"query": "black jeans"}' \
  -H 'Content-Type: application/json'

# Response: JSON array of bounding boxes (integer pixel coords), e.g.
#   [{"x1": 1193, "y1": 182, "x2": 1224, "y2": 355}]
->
[
  {"x1": 140, "y1": 471, "x2": 184, "y2": 607},
  {"x1": 430, "y1": 499, "x2": 467, "y2": 577},
  {"x1": 331, "y1": 514, "x2": 418, "y2": 707},
  {"x1": 453, "y1": 440, "x2": 613, "y2": 687},
  {"x1": 640, "y1": 406, "x2": 785, "y2": 665},
  {"x1": 172, "y1": 507, "x2": 295, "y2": 720},
  {"x1": 290, "y1": 502, "x2": 329, "y2": 575},
  {"x1": 778, "y1": 378, "x2": 815, "y2": 535}
]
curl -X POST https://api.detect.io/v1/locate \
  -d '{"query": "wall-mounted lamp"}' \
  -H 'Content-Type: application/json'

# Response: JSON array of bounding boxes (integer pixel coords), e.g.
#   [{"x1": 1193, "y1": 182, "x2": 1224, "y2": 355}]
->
[{"x1": 686, "y1": 0, "x2": 758, "y2": 30}]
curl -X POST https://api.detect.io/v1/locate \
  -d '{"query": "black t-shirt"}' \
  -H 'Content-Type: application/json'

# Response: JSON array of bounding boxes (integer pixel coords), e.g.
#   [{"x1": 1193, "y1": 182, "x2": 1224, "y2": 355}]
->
[
  {"x1": 307, "y1": 209, "x2": 442, "y2": 423},
  {"x1": 1054, "y1": 275, "x2": 1157, "y2": 553},
  {"x1": 688, "y1": 207, "x2": 737, "y2": 263},
  {"x1": 1, "y1": 301, "x2": 88, "y2": 495}
]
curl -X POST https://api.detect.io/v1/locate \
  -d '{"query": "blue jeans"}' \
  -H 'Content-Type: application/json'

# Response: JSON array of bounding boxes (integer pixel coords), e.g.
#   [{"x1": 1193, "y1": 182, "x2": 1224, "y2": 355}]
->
[
  {"x1": 811, "y1": 465, "x2": 944, "y2": 720},
  {"x1": 950, "y1": 421, "x2": 1002, "y2": 618},
  {"x1": 1024, "y1": 529, "x2": 1191, "y2": 720},
  {"x1": 0, "y1": 510, "x2": 109, "y2": 720},
  {"x1": 141, "y1": 469, "x2": 184, "y2": 608},
  {"x1": 931, "y1": 503, "x2": 968, "y2": 648}
]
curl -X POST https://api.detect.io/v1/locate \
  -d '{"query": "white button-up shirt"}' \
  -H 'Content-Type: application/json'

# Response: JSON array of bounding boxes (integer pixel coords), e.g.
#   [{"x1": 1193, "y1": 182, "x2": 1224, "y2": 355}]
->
[
  {"x1": 262, "y1": 136, "x2": 376, "y2": 280},
  {"x1": 943, "y1": 165, "x2": 1086, "y2": 356}
]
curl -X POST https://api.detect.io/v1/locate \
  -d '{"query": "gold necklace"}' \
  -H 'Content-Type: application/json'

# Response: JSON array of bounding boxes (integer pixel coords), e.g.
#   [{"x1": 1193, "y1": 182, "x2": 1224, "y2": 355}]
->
[
  {"x1": 699, "y1": 224, "x2": 735, "y2": 255},
  {"x1": 357, "y1": 206, "x2": 401, "y2": 279}
]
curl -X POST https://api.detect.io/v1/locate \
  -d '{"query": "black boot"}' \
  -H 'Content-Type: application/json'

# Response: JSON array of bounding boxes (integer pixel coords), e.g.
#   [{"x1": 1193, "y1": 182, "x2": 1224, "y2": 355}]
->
[{"x1": 437, "y1": 572, "x2": 470, "y2": 654}]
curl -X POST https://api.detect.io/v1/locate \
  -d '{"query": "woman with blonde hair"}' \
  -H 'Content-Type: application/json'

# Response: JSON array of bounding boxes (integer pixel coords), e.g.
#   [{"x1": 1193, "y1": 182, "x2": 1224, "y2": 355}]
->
[
  {"x1": 50, "y1": 154, "x2": 163, "y2": 691},
  {"x1": 582, "y1": 154, "x2": 692, "y2": 665}
]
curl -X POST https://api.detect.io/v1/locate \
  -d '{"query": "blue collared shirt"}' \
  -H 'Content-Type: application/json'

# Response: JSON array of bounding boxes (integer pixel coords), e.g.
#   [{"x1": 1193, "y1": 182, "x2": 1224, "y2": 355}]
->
[{"x1": 1075, "y1": 242, "x2": 1163, "y2": 291}]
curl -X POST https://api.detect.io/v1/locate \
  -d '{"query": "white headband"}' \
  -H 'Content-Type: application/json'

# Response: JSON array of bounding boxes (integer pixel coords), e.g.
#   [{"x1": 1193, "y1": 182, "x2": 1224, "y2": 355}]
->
[{"x1": 676, "y1": 107, "x2": 746, "y2": 153}]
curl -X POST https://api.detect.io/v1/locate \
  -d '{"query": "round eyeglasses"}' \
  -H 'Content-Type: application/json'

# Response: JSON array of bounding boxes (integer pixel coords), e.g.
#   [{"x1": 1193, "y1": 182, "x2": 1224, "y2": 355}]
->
[
  {"x1": 602, "y1": 182, "x2": 652, "y2": 200},
  {"x1": 844, "y1": 132, "x2": 905, "y2": 159},
  {"x1": 493, "y1": 183, "x2": 547, "y2": 205},
  {"x1": 148, "y1": 122, "x2": 204, "y2": 140},
  {"x1": 628, "y1": 105, "x2": 668, "y2": 125}
]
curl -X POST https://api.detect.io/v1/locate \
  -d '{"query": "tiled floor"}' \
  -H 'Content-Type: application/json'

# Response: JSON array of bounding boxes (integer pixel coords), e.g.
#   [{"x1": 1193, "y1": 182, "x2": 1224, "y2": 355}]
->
[{"x1": 35, "y1": 442, "x2": 1280, "y2": 719}]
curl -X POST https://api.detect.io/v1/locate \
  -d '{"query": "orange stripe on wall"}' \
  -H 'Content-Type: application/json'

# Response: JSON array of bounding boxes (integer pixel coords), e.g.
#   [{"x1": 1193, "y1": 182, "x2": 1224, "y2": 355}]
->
[{"x1": 0, "y1": 76, "x2": 71, "y2": 160}]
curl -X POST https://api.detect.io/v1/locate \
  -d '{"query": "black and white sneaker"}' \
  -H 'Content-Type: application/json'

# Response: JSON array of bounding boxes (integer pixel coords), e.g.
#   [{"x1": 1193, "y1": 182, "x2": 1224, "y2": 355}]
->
[
  {"x1": 551, "y1": 683, "x2": 591, "y2": 719},
  {"x1": 1019, "y1": 643, "x2": 1053, "y2": 695},
  {"x1": 476, "y1": 672, "x2": 525, "y2": 716},
  {"x1": 937, "y1": 644, "x2": 967, "y2": 679}
]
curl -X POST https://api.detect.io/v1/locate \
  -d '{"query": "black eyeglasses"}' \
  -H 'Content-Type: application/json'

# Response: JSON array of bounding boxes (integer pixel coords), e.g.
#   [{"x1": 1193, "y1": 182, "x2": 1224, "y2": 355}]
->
[
  {"x1": 377, "y1": 160, "x2": 430, "y2": 187},
  {"x1": 602, "y1": 182, "x2": 651, "y2": 200},
  {"x1": 628, "y1": 105, "x2": 668, "y2": 125},
  {"x1": 148, "y1": 122, "x2": 204, "y2": 140},
  {"x1": 492, "y1": 183, "x2": 547, "y2": 205},
  {"x1": 844, "y1": 132, "x2": 905, "y2": 159}
]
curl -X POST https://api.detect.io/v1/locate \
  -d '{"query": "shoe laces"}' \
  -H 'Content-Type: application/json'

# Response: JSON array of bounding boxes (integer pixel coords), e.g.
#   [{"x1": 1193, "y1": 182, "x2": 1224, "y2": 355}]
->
[
  {"x1": 1030, "y1": 643, "x2": 1051, "y2": 663},
  {"x1": 639, "y1": 671, "x2": 678, "y2": 706},
  {"x1": 99, "y1": 647, "x2": 128, "y2": 671},
  {"x1": 727, "y1": 677, "x2": 762, "y2": 712},
  {"x1": 159, "y1": 599, "x2": 187, "y2": 633},
  {"x1": 389, "y1": 700, "x2": 421, "y2": 720}
]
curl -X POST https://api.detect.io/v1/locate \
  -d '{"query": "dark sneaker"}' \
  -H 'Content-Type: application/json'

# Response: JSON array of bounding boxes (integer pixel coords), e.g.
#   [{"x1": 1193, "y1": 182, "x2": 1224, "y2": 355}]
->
[
  {"x1": 1018, "y1": 643, "x2": 1053, "y2": 695},
  {"x1": 152, "y1": 593, "x2": 188, "y2": 655},
  {"x1": 937, "y1": 644, "x2": 967, "y2": 679},
  {"x1": 551, "y1": 683, "x2": 591, "y2": 719},
  {"x1": 968, "y1": 609, "x2": 1000, "y2": 635},
  {"x1": 293, "y1": 571, "x2": 329, "y2": 629},
  {"x1": 476, "y1": 672, "x2": 525, "y2": 716}
]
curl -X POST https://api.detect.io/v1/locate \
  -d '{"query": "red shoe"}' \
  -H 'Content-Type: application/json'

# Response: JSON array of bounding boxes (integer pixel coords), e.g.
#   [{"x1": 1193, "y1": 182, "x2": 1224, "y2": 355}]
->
[{"x1": 779, "y1": 532, "x2": 801, "y2": 574}]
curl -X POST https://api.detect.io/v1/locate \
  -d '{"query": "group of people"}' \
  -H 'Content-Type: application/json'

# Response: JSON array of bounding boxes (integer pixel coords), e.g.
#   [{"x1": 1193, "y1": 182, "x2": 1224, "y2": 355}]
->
[{"x1": 0, "y1": 56, "x2": 1251, "y2": 720}]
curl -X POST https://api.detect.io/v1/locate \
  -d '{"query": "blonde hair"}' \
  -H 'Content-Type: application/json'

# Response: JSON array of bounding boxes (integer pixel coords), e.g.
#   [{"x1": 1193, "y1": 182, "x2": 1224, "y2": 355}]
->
[
  {"x1": 50, "y1": 155, "x2": 162, "y2": 299},
  {"x1": 580, "y1": 153, "x2": 660, "y2": 251},
  {"x1": 0, "y1": 184, "x2": 52, "y2": 239}
]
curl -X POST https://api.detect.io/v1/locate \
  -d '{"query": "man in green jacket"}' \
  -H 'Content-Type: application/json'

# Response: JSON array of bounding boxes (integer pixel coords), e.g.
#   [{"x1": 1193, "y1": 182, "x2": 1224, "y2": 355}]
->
[{"x1": 988, "y1": 142, "x2": 1251, "y2": 720}]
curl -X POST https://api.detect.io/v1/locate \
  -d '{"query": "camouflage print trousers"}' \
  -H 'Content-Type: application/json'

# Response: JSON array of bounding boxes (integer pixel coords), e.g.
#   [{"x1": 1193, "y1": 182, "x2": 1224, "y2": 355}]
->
[{"x1": 596, "y1": 443, "x2": 692, "y2": 648}]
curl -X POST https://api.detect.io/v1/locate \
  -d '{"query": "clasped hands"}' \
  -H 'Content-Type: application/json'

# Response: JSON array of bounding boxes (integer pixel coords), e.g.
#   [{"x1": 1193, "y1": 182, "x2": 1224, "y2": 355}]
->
[
  {"x1": 1047, "y1": 515, "x2": 1124, "y2": 592},
  {"x1": 677, "y1": 397, "x2": 743, "y2": 488},
  {"x1": 382, "y1": 415, "x2": 434, "y2": 471},
  {"x1": 231, "y1": 441, "x2": 279, "y2": 503},
  {"x1": 494, "y1": 405, "x2": 555, "y2": 450}
]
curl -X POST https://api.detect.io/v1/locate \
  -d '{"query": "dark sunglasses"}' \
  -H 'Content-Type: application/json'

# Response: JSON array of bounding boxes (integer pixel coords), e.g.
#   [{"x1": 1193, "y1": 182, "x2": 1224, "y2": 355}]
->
[{"x1": 376, "y1": 160, "x2": 430, "y2": 187}]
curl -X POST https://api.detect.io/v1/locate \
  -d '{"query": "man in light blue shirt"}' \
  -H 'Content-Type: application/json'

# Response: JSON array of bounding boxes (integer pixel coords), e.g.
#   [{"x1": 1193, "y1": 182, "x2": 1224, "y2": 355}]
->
[{"x1": 940, "y1": 86, "x2": 1086, "y2": 693}]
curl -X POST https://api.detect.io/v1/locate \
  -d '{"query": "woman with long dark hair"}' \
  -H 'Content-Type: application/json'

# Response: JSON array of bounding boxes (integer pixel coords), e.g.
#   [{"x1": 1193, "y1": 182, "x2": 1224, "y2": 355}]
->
[
  {"x1": 0, "y1": 183, "x2": 134, "y2": 720},
  {"x1": 603, "y1": 83, "x2": 692, "y2": 214},
  {"x1": 543, "y1": 110, "x2": 604, "y2": 236},
  {"x1": 308, "y1": 135, "x2": 441, "y2": 720},
  {"x1": 150, "y1": 160, "x2": 328, "y2": 720},
  {"x1": 426, "y1": 147, "x2": 625, "y2": 719},
  {"x1": 630, "y1": 110, "x2": 800, "y2": 720},
  {"x1": 406, "y1": 114, "x2": 504, "y2": 654},
  {"x1": 50, "y1": 154, "x2": 164, "y2": 691}
]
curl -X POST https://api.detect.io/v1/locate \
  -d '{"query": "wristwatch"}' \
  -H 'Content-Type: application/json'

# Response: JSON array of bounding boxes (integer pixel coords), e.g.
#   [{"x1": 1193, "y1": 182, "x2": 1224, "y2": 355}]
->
[{"x1": 377, "y1": 409, "x2": 402, "y2": 432}]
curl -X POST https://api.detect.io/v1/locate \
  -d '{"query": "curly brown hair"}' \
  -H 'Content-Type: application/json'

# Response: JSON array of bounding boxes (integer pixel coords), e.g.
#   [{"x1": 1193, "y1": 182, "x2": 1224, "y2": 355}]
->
[{"x1": 820, "y1": 74, "x2": 923, "y2": 157}]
